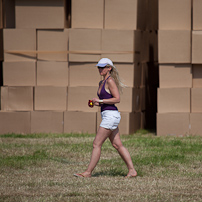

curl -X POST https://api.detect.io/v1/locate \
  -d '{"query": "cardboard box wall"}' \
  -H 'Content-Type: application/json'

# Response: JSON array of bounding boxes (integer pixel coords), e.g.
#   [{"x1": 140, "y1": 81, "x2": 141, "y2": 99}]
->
[
  {"x1": 157, "y1": 113, "x2": 190, "y2": 136},
  {"x1": 69, "y1": 63, "x2": 101, "y2": 87},
  {"x1": 67, "y1": 86, "x2": 98, "y2": 112},
  {"x1": 15, "y1": 0, "x2": 69, "y2": 29},
  {"x1": 192, "y1": 31, "x2": 202, "y2": 64},
  {"x1": 37, "y1": 29, "x2": 68, "y2": 62},
  {"x1": 101, "y1": 29, "x2": 141, "y2": 63},
  {"x1": 34, "y1": 86, "x2": 67, "y2": 111},
  {"x1": 3, "y1": 0, "x2": 15, "y2": 28},
  {"x1": 72, "y1": 0, "x2": 104, "y2": 29},
  {"x1": 37, "y1": 61, "x2": 68, "y2": 86},
  {"x1": 159, "y1": 0, "x2": 191, "y2": 30},
  {"x1": 193, "y1": 0, "x2": 202, "y2": 31},
  {"x1": 1, "y1": 86, "x2": 33, "y2": 111},
  {"x1": 104, "y1": 0, "x2": 147, "y2": 30},
  {"x1": 158, "y1": 88, "x2": 190, "y2": 113},
  {"x1": 3, "y1": 29, "x2": 36, "y2": 62},
  {"x1": 3, "y1": 61, "x2": 36, "y2": 86},
  {"x1": 0, "y1": 111, "x2": 31, "y2": 134},
  {"x1": 69, "y1": 29, "x2": 101, "y2": 62},
  {"x1": 31, "y1": 111, "x2": 64, "y2": 134},
  {"x1": 158, "y1": 30, "x2": 191, "y2": 63},
  {"x1": 0, "y1": 28, "x2": 3, "y2": 61},
  {"x1": 192, "y1": 64, "x2": 202, "y2": 87},
  {"x1": 159, "y1": 64, "x2": 192, "y2": 88},
  {"x1": 64, "y1": 111, "x2": 97, "y2": 134},
  {"x1": 0, "y1": 0, "x2": 2, "y2": 28},
  {"x1": 97, "y1": 112, "x2": 141, "y2": 135},
  {"x1": 190, "y1": 113, "x2": 202, "y2": 136},
  {"x1": 191, "y1": 88, "x2": 202, "y2": 112},
  {"x1": 147, "y1": 0, "x2": 158, "y2": 30}
]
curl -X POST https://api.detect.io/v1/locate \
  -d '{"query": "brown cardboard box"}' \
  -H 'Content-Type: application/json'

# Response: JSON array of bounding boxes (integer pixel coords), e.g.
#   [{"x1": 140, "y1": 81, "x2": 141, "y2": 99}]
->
[
  {"x1": 3, "y1": 29, "x2": 36, "y2": 62},
  {"x1": 147, "y1": 0, "x2": 158, "y2": 31},
  {"x1": 3, "y1": 0, "x2": 15, "y2": 28},
  {"x1": 159, "y1": 0, "x2": 191, "y2": 30},
  {"x1": 192, "y1": 64, "x2": 202, "y2": 87},
  {"x1": 0, "y1": 0, "x2": 2, "y2": 29},
  {"x1": 192, "y1": 31, "x2": 202, "y2": 64},
  {"x1": 158, "y1": 30, "x2": 191, "y2": 63},
  {"x1": 1, "y1": 86, "x2": 33, "y2": 111},
  {"x1": 141, "y1": 31, "x2": 150, "y2": 62},
  {"x1": 96, "y1": 111, "x2": 141, "y2": 135},
  {"x1": 159, "y1": 64, "x2": 192, "y2": 88},
  {"x1": 37, "y1": 29, "x2": 68, "y2": 62},
  {"x1": 0, "y1": 28, "x2": 3, "y2": 61},
  {"x1": 157, "y1": 113, "x2": 190, "y2": 136},
  {"x1": 3, "y1": 61, "x2": 36, "y2": 86},
  {"x1": 115, "y1": 63, "x2": 141, "y2": 88},
  {"x1": 190, "y1": 113, "x2": 202, "y2": 136},
  {"x1": 0, "y1": 111, "x2": 31, "y2": 134},
  {"x1": 101, "y1": 29, "x2": 141, "y2": 63},
  {"x1": 31, "y1": 111, "x2": 64, "y2": 134},
  {"x1": 69, "y1": 62, "x2": 101, "y2": 87},
  {"x1": 117, "y1": 87, "x2": 141, "y2": 112},
  {"x1": 193, "y1": 0, "x2": 202, "y2": 30},
  {"x1": 64, "y1": 111, "x2": 96, "y2": 134},
  {"x1": 67, "y1": 86, "x2": 98, "y2": 112},
  {"x1": 15, "y1": 0, "x2": 68, "y2": 29},
  {"x1": 104, "y1": 0, "x2": 147, "y2": 30},
  {"x1": 37, "y1": 61, "x2": 68, "y2": 86},
  {"x1": 34, "y1": 86, "x2": 67, "y2": 111},
  {"x1": 158, "y1": 88, "x2": 190, "y2": 113},
  {"x1": 149, "y1": 31, "x2": 158, "y2": 62},
  {"x1": 72, "y1": 0, "x2": 104, "y2": 29},
  {"x1": 69, "y1": 29, "x2": 102, "y2": 62},
  {"x1": 191, "y1": 88, "x2": 202, "y2": 112}
]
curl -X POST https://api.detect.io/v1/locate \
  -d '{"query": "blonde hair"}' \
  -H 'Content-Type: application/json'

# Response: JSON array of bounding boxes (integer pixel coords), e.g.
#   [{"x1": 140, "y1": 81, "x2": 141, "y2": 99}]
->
[{"x1": 106, "y1": 64, "x2": 126, "y2": 94}]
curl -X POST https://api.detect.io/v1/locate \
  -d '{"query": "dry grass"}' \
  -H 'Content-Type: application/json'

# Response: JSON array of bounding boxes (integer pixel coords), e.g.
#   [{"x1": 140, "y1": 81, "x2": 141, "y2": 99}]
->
[{"x1": 0, "y1": 132, "x2": 202, "y2": 202}]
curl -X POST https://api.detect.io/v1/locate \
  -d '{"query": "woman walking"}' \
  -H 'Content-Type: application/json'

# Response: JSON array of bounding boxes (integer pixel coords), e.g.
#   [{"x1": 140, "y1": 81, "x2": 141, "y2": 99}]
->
[{"x1": 74, "y1": 58, "x2": 137, "y2": 178}]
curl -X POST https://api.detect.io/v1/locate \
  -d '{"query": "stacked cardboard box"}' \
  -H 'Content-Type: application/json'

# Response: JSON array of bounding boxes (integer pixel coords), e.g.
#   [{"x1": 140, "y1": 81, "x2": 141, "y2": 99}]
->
[
  {"x1": 0, "y1": 0, "x2": 158, "y2": 135},
  {"x1": 157, "y1": 0, "x2": 192, "y2": 136}
]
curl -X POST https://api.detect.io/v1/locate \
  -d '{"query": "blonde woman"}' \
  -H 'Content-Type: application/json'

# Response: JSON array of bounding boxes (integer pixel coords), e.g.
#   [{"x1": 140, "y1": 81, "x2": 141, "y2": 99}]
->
[{"x1": 74, "y1": 58, "x2": 137, "y2": 178}]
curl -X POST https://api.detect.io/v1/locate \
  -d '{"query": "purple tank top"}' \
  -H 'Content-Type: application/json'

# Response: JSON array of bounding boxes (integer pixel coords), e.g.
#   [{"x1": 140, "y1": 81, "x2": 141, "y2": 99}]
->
[{"x1": 97, "y1": 76, "x2": 118, "y2": 112}]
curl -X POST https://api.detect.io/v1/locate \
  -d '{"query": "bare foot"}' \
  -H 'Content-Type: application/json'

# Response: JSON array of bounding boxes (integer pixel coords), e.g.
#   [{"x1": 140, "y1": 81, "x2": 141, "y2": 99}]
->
[{"x1": 125, "y1": 169, "x2": 137, "y2": 178}]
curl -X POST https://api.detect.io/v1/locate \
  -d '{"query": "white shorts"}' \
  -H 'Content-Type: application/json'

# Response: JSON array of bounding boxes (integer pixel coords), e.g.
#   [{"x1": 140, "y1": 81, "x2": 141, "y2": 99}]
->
[{"x1": 100, "y1": 110, "x2": 121, "y2": 131}]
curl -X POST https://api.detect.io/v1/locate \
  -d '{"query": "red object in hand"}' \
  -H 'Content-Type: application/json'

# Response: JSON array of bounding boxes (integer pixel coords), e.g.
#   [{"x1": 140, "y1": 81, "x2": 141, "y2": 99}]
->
[{"x1": 88, "y1": 100, "x2": 94, "y2": 108}]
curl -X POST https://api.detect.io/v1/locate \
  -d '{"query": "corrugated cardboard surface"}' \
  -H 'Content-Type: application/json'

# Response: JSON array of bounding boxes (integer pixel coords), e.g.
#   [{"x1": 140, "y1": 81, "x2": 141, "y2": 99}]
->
[
  {"x1": 3, "y1": 29, "x2": 36, "y2": 61},
  {"x1": 15, "y1": 0, "x2": 66, "y2": 28},
  {"x1": 34, "y1": 86, "x2": 67, "y2": 111},
  {"x1": 3, "y1": 0, "x2": 15, "y2": 28},
  {"x1": 159, "y1": 0, "x2": 191, "y2": 30},
  {"x1": 0, "y1": 28, "x2": 3, "y2": 60},
  {"x1": 159, "y1": 64, "x2": 192, "y2": 88},
  {"x1": 31, "y1": 111, "x2": 64, "y2": 134},
  {"x1": 158, "y1": 30, "x2": 191, "y2": 63},
  {"x1": 37, "y1": 61, "x2": 68, "y2": 86},
  {"x1": 191, "y1": 88, "x2": 202, "y2": 112},
  {"x1": 69, "y1": 29, "x2": 101, "y2": 62},
  {"x1": 192, "y1": 64, "x2": 202, "y2": 87},
  {"x1": 193, "y1": 0, "x2": 202, "y2": 30},
  {"x1": 157, "y1": 113, "x2": 190, "y2": 136},
  {"x1": 67, "y1": 86, "x2": 98, "y2": 112},
  {"x1": 101, "y1": 29, "x2": 139, "y2": 63},
  {"x1": 158, "y1": 88, "x2": 190, "y2": 113},
  {"x1": 192, "y1": 31, "x2": 202, "y2": 64},
  {"x1": 37, "y1": 29, "x2": 68, "y2": 61},
  {"x1": 3, "y1": 61, "x2": 36, "y2": 86},
  {"x1": 104, "y1": 0, "x2": 138, "y2": 30},
  {"x1": 64, "y1": 111, "x2": 96, "y2": 134},
  {"x1": 190, "y1": 113, "x2": 202, "y2": 136},
  {"x1": 1, "y1": 86, "x2": 33, "y2": 111},
  {"x1": 72, "y1": 0, "x2": 104, "y2": 29},
  {"x1": 69, "y1": 62, "x2": 101, "y2": 87},
  {"x1": 0, "y1": 111, "x2": 31, "y2": 134}
]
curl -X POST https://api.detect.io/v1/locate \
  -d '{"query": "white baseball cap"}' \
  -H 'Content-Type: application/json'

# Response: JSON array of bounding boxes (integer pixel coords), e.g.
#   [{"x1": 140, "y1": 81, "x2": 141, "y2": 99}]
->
[{"x1": 96, "y1": 58, "x2": 114, "y2": 68}]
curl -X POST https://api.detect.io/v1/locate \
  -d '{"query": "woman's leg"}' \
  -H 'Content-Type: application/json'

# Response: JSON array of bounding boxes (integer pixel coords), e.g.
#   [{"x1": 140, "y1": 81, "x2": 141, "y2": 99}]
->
[
  {"x1": 76, "y1": 127, "x2": 112, "y2": 177},
  {"x1": 109, "y1": 127, "x2": 137, "y2": 177}
]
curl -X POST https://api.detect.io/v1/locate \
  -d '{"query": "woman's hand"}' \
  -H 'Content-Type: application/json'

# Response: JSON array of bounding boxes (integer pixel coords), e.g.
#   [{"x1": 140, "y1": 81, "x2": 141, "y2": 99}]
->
[{"x1": 92, "y1": 98, "x2": 100, "y2": 106}]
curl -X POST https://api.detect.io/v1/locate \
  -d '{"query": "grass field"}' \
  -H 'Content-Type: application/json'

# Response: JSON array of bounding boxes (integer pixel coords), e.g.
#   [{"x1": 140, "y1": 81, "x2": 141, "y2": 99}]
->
[{"x1": 0, "y1": 131, "x2": 202, "y2": 202}]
